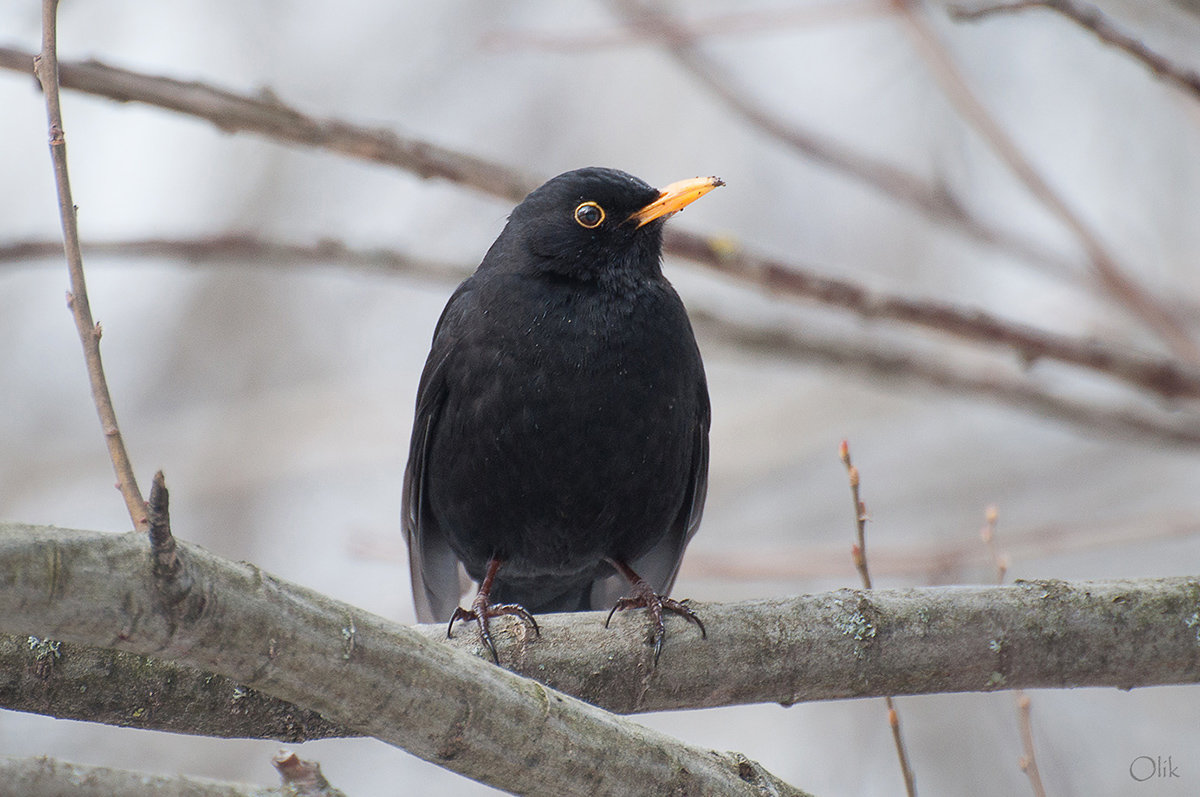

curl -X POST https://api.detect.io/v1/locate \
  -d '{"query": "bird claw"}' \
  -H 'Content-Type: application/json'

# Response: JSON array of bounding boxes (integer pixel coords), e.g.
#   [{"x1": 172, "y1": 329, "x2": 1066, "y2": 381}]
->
[
  {"x1": 448, "y1": 599, "x2": 540, "y2": 664},
  {"x1": 605, "y1": 585, "x2": 706, "y2": 666}
]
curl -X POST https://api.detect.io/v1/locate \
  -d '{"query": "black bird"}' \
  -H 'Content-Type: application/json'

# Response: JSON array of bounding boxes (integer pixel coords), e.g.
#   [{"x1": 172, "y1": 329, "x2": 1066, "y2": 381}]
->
[{"x1": 403, "y1": 167, "x2": 721, "y2": 663}]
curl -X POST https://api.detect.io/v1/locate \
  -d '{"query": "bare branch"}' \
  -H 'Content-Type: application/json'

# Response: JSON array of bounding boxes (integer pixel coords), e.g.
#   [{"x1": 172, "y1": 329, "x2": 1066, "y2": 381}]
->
[
  {"x1": 605, "y1": 0, "x2": 1074, "y2": 277},
  {"x1": 950, "y1": 0, "x2": 1200, "y2": 101},
  {"x1": 895, "y1": 0, "x2": 1200, "y2": 361},
  {"x1": 3, "y1": 523, "x2": 1198, "y2": 725},
  {"x1": 0, "y1": 46, "x2": 536, "y2": 205},
  {"x1": 838, "y1": 444, "x2": 917, "y2": 796},
  {"x1": 7, "y1": 235, "x2": 1200, "y2": 446},
  {"x1": 4, "y1": 53, "x2": 1200, "y2": 399},
  {"x1": 669, "y1": 230, "x2": 1200, "y2": 403},
  {"x1": 0, "y1": 523, "x2": 808, "y2": 797},
  {"x1": 30, "y1": 2, "x2": 146, "y2": 530},
  {"x1": 0, "y1": 755, "x2": 290, "y2": 797}
]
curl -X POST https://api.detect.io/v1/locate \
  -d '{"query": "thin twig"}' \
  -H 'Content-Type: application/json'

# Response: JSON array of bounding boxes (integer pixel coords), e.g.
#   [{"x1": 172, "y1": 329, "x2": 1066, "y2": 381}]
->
[
  {"x1": 485, "y1": 1, "x2": 895, "y2": 51},
  {"x1": 273, "y1": 750, "x2": 346, "y2": 797},
  {"x1": 950, "y1": 0, "x2": 1200, "y2": 101},
  {"x1": 980, "y1": 507, "x2": 1049, "y2": 797},
  {"x1": 8, "y1": 235, "x2": 1200, "y2": 447},
  {"x1": 31, "y1": 0, "x2": 146, "y2": 530},
  {"x1": 605, "y1": 0, "x2": 1075, "y2": 278},
  {"x1": 839, "y1": 442, "x2": 918, "y2": 797},
  {"x1": 894, "y1": 0, "x2": 1200, "y2": 363},
  {"x1": 4, "y1": 52, "x2": 1200, "y2": 398},
  {"x1": 668, "y1": 230, "x2": 1200, "y2": 403}
]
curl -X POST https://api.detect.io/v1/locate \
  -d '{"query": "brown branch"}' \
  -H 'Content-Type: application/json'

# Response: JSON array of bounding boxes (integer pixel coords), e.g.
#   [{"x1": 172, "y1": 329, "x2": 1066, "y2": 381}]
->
[
  {"x1": 2, "y1": 51, "x2": 1198, "y2": 398},
  {"x1": 606, "y1": 0, "x2": 1075, "y2": 278},
  {"x1": 7, "y1": 235, "x2": 1200, "y2": 446},
  {"x1": 979, "y1": 507, "x2": 1049, "y2": 797},
  {"x1": 950, "y1": 0, "x2": 1200, "y2": 101},
  {"x1": 3, "y1": 50, "x2": 1199, "y2": 396},
  {"x1": 30, "y1": 1, "x2": 146, "y2": 530},
  {"x1": 273, "y1": 751, "x2": 346, "y2": 797},
  {"x1": 0, "y1": 523, "x2": 808, "y2": 797},
  {"x1": 838, "y1": 444, "x2": 917, "y2": 797},
  {"x1": 485, "y1": 1, "x2": 895, "y2": 51},
  {"x1": 4, "y1": 523, "x2": 1199, "y2": 726},
  {"x1": 0, "y1": 46, "x2": 536, "y2": 205},
  {"x1": 895, "y1": 0, "x2": 1200, "y2": 362},
  {"x1": 669, "y1": 230, "x2": 1200, "y2": 403}
]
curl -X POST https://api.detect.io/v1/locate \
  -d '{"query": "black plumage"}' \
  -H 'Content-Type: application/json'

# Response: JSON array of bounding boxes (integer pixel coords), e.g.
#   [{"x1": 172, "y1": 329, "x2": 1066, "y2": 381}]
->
[{"x1": 403, "y1": 167, "x2": 721, "y2": 661}]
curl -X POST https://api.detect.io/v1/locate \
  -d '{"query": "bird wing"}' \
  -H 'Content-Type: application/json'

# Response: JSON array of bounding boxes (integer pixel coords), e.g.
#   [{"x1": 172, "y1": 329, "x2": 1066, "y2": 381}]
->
[
  {"x1": 590, "y1": 376, "x2": 711, "y2": 608},
  {"x1": 402, "y1": 283, "x2": 473, "y2": 623}
]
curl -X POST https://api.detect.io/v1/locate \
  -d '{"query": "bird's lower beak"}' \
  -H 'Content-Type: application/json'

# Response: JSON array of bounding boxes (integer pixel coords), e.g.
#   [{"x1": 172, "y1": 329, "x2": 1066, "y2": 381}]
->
[{"x1": 629, "y1": 176, "x2": 725, "y2": 228}]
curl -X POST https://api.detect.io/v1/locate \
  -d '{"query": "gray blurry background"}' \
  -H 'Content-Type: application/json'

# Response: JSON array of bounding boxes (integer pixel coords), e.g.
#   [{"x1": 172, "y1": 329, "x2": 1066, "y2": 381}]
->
[{"x1": 3, "y1": 1, "x2": 1200, "y2": 794}]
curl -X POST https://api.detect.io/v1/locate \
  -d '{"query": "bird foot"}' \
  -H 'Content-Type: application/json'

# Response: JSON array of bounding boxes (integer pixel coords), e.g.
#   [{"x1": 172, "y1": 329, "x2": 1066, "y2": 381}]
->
[
  {"x1": 448, "y1": 593, "x2": 539, "y2": 664},
  {"x1": 605, "y1": 580, "x2": 705, "y2": 665}
]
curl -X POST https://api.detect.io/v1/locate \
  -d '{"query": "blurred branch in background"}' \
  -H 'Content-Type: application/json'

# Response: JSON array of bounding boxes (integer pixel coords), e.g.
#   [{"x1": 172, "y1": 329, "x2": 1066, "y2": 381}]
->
[
  {"x1": 3, "y1": 45, "x2": 1199, "y2": 409},
  {"x1": 950, "y1": 0, "x2": 1200, "y2": 100},
  {"x1": 5, "y1": 235, "x2": 1200, "y2": 447}
]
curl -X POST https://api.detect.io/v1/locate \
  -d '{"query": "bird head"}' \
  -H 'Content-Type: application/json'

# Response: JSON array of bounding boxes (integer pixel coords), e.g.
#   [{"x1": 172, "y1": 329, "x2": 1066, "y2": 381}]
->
[{"x1": 487, "y1": 167, "x2": 723, "y2": 283}]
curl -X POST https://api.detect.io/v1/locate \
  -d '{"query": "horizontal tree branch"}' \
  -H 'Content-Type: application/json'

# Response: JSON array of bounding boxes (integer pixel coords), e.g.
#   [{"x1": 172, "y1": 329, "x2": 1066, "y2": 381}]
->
[
  {"x1": 3, "y1": 523, "x2": 1198, "y2": 741},
  {"x1": 0, "y1": 523, "x2": 808, "y2": 797},
  {"x1": 6, "y1": 234, "x2": 1200, "y2": 447},
  {"x1": 0, "y1": 755, "x2": 282, "y2": 797},
  {"x1": 3, "y1": 49, "x2": 1199, "y2": 402},
  {"x1": 0, "y1": 751, "x2": 346, "y2": 797}
]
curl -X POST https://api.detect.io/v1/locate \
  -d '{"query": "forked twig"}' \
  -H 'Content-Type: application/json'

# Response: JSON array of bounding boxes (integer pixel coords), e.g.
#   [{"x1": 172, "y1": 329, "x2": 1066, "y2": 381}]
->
[{"x1": 31, "y1": 0, "x2": 146, "y2": 530}]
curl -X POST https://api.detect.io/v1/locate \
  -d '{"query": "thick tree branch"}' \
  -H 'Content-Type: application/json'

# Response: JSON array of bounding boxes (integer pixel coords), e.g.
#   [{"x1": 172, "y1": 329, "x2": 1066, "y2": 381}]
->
[
  {"x1": 0, "y1": 754, "x2": 334, "y2": 797},
  {"x1": 3, "y1": 50, "x2": 1199, "y2": 400},
  {"x1": 3, "y1": 523, "x2": 1198, "y2": 738},
  {"x1": 0, "y1": 633, "x2": 347, "y2": 741},
  {"x1": 0, "y1": 523, "x2": 808, "y2": 797}
]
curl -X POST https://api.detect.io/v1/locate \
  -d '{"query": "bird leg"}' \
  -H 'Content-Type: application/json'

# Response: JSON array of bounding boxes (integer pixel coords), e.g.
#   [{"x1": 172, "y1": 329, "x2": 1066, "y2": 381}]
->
[
  {"x1": 448, "y1": 556, "x2": 539, "y2": 664},
  {"x1": 604, "y1": 557, "x2": 705, "y2": 665}
]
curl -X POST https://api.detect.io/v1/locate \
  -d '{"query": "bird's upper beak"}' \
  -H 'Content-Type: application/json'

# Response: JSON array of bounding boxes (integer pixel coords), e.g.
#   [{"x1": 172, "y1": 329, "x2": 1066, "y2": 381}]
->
[{"x1": 629, "y1": 176, "x2": 725, "y2": 228}]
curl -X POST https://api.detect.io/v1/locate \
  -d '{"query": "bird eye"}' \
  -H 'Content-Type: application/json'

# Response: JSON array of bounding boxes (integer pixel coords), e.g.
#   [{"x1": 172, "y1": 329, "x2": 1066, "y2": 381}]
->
[{"x1": 574, "y1": 201, "x2": 605, "y2": 229}]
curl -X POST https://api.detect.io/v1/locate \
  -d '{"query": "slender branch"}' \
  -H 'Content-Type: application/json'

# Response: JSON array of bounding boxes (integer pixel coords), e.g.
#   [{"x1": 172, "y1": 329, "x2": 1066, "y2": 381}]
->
[
  {"x1": 30, "y1": 1, "x2": 146, "y2": 530},
  {"x1": 949, "y1": 0, "x2": 1200, "y2": 101},
  {"x1": 0, "y1": 523, "x2": 808, "y2": 797},
  {"x1": 838, "y1": 444, "x2": 917, "y2": 797},
  {"x1": 606, "y1": 0, "x2": 1074, "y2": 278},
  {"x1": 980, "y1": 508, "x2": 1048, "y2": 797},
  {"x1": 485, "y1": 1, "x2": 896, "y2": 51},
  {"x1": 3, "y1": 524, "x2": 1198, "y2": 725},
  {"x1": 0, "y1": 46, "x2": 536, "y2": 205},
  {"x1": 668, "y1": 230, "x2": 1200, "y2": 402},
  {"x1": 3, "y1": 53, "x2": 1200, "y2": 399},
  {"x1": 895, "y1": 0, "x2": 1200, "y2": 362},
  {"x1": 7, "y1": 235, "x2": 1200, "y2": 446}
]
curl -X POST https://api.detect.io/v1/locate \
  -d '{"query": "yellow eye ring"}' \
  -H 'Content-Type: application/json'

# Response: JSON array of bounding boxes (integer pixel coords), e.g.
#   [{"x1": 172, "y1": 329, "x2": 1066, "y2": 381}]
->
[{"x1": 574, "y1": 201, "x2": 605, "y2": 229}]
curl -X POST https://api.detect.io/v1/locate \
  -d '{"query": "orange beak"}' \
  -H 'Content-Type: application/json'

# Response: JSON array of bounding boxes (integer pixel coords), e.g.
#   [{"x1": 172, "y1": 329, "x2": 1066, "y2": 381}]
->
[{"x1": 629, "y1": 176, "x2": 725, "y2": 228}]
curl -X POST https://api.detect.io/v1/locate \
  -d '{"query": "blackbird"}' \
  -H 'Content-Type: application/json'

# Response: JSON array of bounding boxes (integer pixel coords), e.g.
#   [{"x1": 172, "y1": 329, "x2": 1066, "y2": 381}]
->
[{"x1": 403, "y1": 167, "x2": 722, "y2": 663}]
